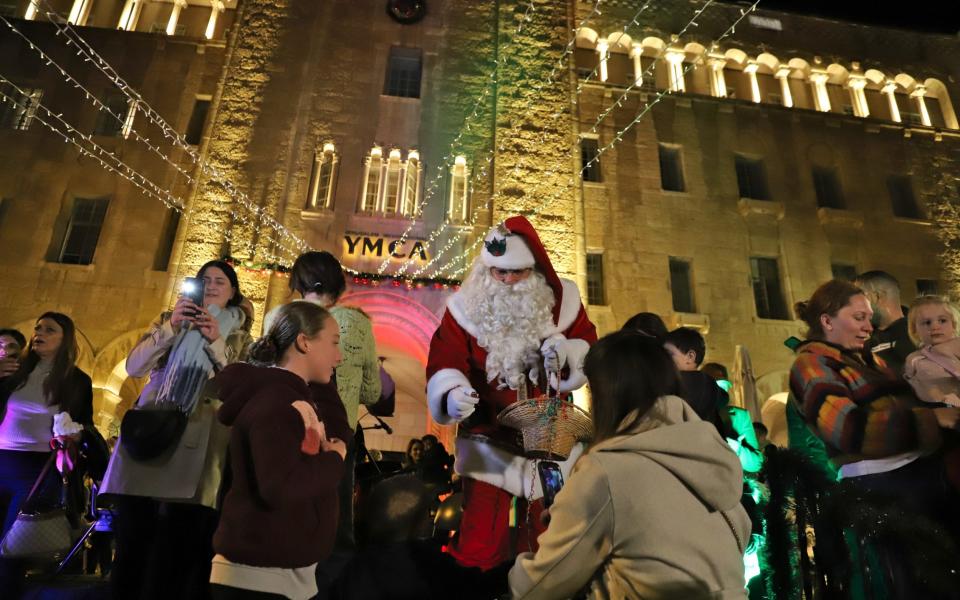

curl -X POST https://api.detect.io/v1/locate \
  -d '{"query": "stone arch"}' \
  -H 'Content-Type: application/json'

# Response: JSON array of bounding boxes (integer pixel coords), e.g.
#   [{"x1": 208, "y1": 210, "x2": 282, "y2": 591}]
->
[
  {"x1": 575, "y1": 26, "x2": 598, "y2": 49},
  {"x1": 755, "y1": 52, "x2": 780, "y2": 74},
  {"x1": 864, "y1": 68, "x2": 887, "y2": 88},
  {"x1": 639, "y1": 36, "x2": 665, "y2": 56},
  {"x1": 924, "y1": 78, "x2": 958, "y2": 129},
  {"x1": 606, "y1": 32, "x2": 632, "y2": 53},
  {"x1": 723, "y1": 48, "x2": 748, "y2": 67},
  {"x1": 826, "y1": 62, "x2": 849, "y2": 85},
  {"x1": 90, "y1": 326, "x2": 151, "y2": 432},
  {"x1": 338, "y1": 290, "x2": 448, "y2": 452},
  {"x1": 682, "y1": 41, "x2": 706, "y2": 62},
  {"x1": 786, "y1": 57, "x2": 811, "y2": 79},
  {"x1": 893, "y1": 72, "x2": 917, "y2": 92}
]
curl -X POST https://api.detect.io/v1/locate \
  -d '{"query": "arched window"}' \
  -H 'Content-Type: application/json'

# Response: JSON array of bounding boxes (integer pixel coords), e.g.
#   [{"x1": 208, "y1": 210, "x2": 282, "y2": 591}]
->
[
  {"x1": 306, "y1": 142, "x2": 338, "y2": 211},
  {"x1": 359, "y1": 145, "x2": 383, "y2": 213},
  {"x1": 448, "y1": 155, "x2": 469, "y2": 222},
  {"x1": 401, "y1": 150, "x2": 421, "y2": 217},
  {"x1": 382, "y1": 149, "x2": 403, "y2": 215}
]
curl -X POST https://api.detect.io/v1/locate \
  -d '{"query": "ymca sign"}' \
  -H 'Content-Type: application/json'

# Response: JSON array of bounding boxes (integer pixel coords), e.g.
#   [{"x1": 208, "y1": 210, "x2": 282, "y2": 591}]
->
[{"x1": 343, "y1": 234, "x2": 429, "y2": 262}]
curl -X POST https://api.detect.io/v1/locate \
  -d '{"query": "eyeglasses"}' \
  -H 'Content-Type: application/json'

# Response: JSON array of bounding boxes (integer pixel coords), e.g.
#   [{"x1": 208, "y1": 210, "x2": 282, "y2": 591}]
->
[{"x1": 490, "y1": 267, "x2": 533, "y2": 277}]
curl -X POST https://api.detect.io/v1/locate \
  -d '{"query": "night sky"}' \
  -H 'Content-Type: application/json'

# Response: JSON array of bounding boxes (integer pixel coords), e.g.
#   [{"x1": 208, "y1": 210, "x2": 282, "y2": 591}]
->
[{"x1": 742, "y1": 0, "x2": 960, "y2": 35}]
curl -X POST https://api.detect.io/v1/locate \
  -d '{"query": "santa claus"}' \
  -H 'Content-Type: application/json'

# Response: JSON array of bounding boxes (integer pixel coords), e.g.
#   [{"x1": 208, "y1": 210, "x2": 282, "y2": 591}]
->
[{"x1": 426, "y1": 215, "x2": 597, "y2": 569}]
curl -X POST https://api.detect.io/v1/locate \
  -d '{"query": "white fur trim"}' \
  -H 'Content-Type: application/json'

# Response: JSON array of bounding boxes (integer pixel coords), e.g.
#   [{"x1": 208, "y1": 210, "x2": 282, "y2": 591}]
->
[
  {"x1": 427, "y1": 368, "x2": 472, "y2": 425},
  {"x1": 454, "y1": 437, "x2": 585, "y2": 499},
  {"x1": 448, "y1": 277, "x2": 584, "y2": 341},
  {"x1": 481, "y1": 233, "x2": 536, "y2": 270}
]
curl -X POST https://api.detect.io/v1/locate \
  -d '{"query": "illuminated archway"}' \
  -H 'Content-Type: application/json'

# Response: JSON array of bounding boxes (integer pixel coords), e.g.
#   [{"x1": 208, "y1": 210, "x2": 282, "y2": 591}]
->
[{"x1": 339, "y1": 289, "x2": 449, "y2": 453}]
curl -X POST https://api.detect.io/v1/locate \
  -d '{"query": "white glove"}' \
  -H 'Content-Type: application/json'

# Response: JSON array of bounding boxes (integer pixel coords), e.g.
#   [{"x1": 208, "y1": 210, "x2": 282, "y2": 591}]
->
[
  {"x1": 556, "y1": 369, "x2": 587, "y2": 393},
  {"x1": 541, "y1": 336, "x2": 568, "y2": 374},
  {"x1": 446, "y1": 387, "x2": 479, "y2": 421}
]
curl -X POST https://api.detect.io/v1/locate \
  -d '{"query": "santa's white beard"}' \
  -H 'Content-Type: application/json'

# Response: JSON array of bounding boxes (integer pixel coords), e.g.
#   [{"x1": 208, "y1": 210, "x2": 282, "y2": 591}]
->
[{"x1": 460, "y1": 262, "x2": 556, "y2": 389}]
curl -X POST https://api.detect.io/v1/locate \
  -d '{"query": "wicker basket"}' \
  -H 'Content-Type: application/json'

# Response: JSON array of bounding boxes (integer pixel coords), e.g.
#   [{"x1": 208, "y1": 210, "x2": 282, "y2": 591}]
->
[{"x1": 497, "y1": 396, "x2": 592, "y2": 460}]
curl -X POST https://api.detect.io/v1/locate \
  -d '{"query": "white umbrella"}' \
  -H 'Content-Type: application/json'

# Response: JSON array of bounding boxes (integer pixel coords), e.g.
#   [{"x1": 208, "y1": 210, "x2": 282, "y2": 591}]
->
[{"x1": 732, "y1": 345, "x2": 761, "y2": 422}]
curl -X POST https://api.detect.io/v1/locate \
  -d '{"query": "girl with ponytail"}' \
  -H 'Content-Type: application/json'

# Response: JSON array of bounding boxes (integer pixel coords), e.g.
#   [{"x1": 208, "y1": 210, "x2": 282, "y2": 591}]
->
[{"x1": 210, "y1": 302, "x2": 346, "y2": 599}]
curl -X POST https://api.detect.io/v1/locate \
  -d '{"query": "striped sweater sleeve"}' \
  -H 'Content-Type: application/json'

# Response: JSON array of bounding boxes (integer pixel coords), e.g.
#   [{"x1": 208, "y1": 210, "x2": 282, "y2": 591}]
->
[{"x1": 790, "y1": 352, "x2": 941, "y2": 458}]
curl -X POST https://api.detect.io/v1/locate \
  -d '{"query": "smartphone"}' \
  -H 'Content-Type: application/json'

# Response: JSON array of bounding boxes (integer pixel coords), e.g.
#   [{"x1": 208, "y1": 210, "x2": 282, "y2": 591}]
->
[
  {"x1": 538, "y1": 460, "x2": 564, "y2": 508},
  {"x1": 180, "y1": 277, "x2": 205, "y2": 314}
]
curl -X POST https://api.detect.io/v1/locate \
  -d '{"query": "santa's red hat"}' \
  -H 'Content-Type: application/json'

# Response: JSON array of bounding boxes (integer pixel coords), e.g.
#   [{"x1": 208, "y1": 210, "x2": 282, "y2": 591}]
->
[{"x1": 481, "y1": 216, "x2": 564, "y2": 323}]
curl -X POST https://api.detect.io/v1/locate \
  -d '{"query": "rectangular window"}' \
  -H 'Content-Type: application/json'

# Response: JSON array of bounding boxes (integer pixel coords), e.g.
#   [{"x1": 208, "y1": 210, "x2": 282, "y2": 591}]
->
[
  {"x1": 580, "y1": 138, "x2": 602, "y2": 183},
  {"x1": 93, "y1": 94, "x2": 132, "y2": 137},
  {"x1": 669, "y1": 257, "x2": 695, "y2": 313},
  {"x1": 402, "y1": 158, "x2": 420, "y2": 216},
  {"x1": 812, "y1": 167, "x2": 845, "y2": 209},
  {"x1": 185, "y1": 98, "x2": 211, "y2": 145},
  {"x1": 0, "y1": 84, "x2": 42, "y2": 130},
  {"x1": 586, "y1": 252, "x2": 605, "y2": 306},
  {"x1": 750, "y1": 257, "x2": 789, "y2": 320},
  {"x1": 735, "y1": 155, "x2": 770, "y2": 200},
  {"x1": 887, "y1": 175, "x2": 923, "y2": 219},
  {"x1": 658, "y1": 144, "x2": 685, "y2": 192},
  {"x1": 58, "y1": 197, "x2": 109, "y2": 265},
  {"x1": 383, "y1": 47, "x2": 422, "y2": 99},
  {"x1": 152, "y1": 208, "x2": 180, "y2": 271},
  {"x1": 831, "y1": 263, "x2": 857, "y2": 281},
  {"x1": 361, "y1": 149, "x2": 383, "y2": 213},
  {"x1": 917, "y1": 279, "x2": 939, "y2": 296}
]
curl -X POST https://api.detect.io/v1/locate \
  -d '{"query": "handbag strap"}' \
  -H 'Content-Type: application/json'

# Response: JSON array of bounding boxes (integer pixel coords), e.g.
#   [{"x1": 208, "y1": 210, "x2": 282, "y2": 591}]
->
[{"x1": 22, "y1": 452, "x2": 57, "y2": 508}]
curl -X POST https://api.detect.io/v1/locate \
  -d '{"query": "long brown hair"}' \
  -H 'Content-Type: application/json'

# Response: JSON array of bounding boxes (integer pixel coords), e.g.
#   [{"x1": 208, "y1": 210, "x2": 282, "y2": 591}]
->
[
  {"x1": 4, "y1": 312, "x2": 80, "y2": 407},
  {"x1": 583, "y1": 330, "x2": 683, "y2": 444}
]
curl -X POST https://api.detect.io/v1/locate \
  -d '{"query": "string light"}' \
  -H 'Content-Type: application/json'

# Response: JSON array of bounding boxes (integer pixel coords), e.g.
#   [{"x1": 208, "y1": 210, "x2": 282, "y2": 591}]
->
[
  {"x1": 23, "y1": 0, "x2": 316, "y2": 267},
  {"x1": 389, "y1": 0, "x2": 608, "y2": 278},
  {"x1": 430, "y1": 0, "x2": 764, "y2": 278},
  {"x1": 375, "y1": 0, "x2": 600, "y2": 275},
  {"x1": 0, "y1": 78, "x2": 299, "y2": 266}
]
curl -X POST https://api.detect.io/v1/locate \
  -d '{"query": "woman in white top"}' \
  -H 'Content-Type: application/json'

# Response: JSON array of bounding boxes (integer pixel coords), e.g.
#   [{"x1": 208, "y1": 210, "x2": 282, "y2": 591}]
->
[{"x1": 0, "y1": 312, "x2": 93, "y2": 595}]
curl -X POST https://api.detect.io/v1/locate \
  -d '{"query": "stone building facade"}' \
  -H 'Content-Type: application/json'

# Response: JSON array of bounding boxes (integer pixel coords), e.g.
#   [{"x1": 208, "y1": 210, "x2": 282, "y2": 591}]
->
[{"x1": 1, "y1": 0, "x2": 958, "y2": 446}]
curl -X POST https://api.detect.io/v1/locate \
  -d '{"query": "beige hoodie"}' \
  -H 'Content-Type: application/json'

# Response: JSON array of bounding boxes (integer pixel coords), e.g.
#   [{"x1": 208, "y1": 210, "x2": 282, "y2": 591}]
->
[{"x1": 509, "y1": 395, "x2": 750, "y2": 600}]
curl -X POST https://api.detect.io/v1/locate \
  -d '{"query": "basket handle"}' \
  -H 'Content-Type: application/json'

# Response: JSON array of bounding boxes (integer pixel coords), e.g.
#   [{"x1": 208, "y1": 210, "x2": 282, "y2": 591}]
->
[{"x1": 540, "y1": 352, "x2": 560, "y2": 401}]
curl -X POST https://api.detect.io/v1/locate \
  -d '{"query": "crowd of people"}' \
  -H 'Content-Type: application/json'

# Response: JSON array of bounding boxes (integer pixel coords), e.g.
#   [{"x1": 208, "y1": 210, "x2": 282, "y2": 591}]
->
[{"x1": 0, "y1": 216, "x2": 957, "y2": 599}]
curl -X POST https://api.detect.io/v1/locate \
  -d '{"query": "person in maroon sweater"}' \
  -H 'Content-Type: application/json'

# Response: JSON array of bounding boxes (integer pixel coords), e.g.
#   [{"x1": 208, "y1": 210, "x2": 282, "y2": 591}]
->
[{"x1": 211, "y1": 302, "x2": 348, "y2": 600}]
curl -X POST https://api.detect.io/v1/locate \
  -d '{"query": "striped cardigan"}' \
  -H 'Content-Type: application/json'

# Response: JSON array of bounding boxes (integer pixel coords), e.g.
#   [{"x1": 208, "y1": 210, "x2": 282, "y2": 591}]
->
[{"x1": 789, "y1": 340, "x2": 942, "y2": 466}]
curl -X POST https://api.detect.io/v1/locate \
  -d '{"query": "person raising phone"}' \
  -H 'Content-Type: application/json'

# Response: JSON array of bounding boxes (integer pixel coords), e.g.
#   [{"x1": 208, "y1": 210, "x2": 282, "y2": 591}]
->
[{"x1": 100, "y1": 260, "x2": 252, "y2": 600}]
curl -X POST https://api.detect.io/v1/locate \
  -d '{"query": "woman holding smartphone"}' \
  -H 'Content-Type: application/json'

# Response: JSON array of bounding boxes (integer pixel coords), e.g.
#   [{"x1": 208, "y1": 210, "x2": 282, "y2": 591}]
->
[{"x1": 101, "y1": 260, "x2": 252, "y2": 600}]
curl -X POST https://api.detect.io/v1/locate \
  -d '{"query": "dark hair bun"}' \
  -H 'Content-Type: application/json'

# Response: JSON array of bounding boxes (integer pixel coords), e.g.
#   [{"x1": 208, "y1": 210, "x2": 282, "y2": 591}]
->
[
  {"x1": 794, "y1": 300, "x2": 810, "y2": 321},
  {"x1": 248, "y1": 336, "x2": 279, "y2": 365}
]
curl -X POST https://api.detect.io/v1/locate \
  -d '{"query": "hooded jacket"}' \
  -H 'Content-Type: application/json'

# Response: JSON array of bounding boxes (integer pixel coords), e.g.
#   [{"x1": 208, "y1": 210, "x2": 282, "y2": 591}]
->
[
  {"x1": 509, "y1": 395, "x2": 749, "y2": 600},
  {"x1": 213, "y1": 363, "x2": 345, "y2": 568}
]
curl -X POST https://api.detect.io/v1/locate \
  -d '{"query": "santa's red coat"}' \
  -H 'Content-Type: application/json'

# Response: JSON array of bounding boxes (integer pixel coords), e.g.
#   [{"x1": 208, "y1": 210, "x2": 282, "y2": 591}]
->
[{"x1": 426, "y1": 277, "x2": 597, "y2": 499}]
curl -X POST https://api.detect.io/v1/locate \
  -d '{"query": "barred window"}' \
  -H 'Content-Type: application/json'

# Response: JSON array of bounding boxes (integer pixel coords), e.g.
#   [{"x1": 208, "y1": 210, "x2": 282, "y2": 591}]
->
[
  {"x1": 384, "y1": 47, "x2": 422, "y2": 99},
  {"x1": 735, "y1": 155, "x2": 770, "y2": 200},
  {"x1": 750, "y1": 257, "x2": 789, "y2": 320},
  {"x1": 0, "y1": 84, "x2": 42, "y2": 131},
  {"x1": 586, "y1": 252, "x2": 605, "y2": 306},
  {"x1": 58, "y1": 197, "x2": 109, "y2": 265},
  {"x1": 580, "y1": 138, "x2": 602, "y2": 183},
  {"x1": 669, "y1": 258, "x2": 695, "y2": 313}
]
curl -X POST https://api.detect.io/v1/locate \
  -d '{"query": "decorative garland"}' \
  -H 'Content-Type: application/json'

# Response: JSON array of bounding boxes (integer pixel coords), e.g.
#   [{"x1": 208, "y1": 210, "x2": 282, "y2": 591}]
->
[
  {"x1": 222, "y1": 256, "x2": 460, "y2": 289},
  {"x1": 761, "y1": 446, "x2": 960, "y2": 599}
]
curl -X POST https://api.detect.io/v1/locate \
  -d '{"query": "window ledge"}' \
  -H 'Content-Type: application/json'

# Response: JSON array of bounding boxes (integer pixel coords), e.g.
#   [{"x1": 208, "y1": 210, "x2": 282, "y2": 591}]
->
[
  {"x1": 667, "y1": 312, "x2": 710, "y2": 334},
  {"x1": 738, "y1": 198, "x2": 784, "y2": 220},
  {"x1": 817, "y1": 207, "x2": 864, "y2": 229},
  {"x1": 581, "y1": 181, "x2": 605, "y2": 188},
  {"x1": 44, "y1": 261, "x2": 95, "y2": 272},
  {"x1": 659, "y1": 188, "x2": 689, "y2": 196},
  {"x1": 301, "y1": 208, "x2": 334, "y2": 221},
  {"x1": 892, "y1": 216, "x2": 932, "y2": 226},
  {"x1": 753, "y1": 316, "x2": 795, "y2": 325}
]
